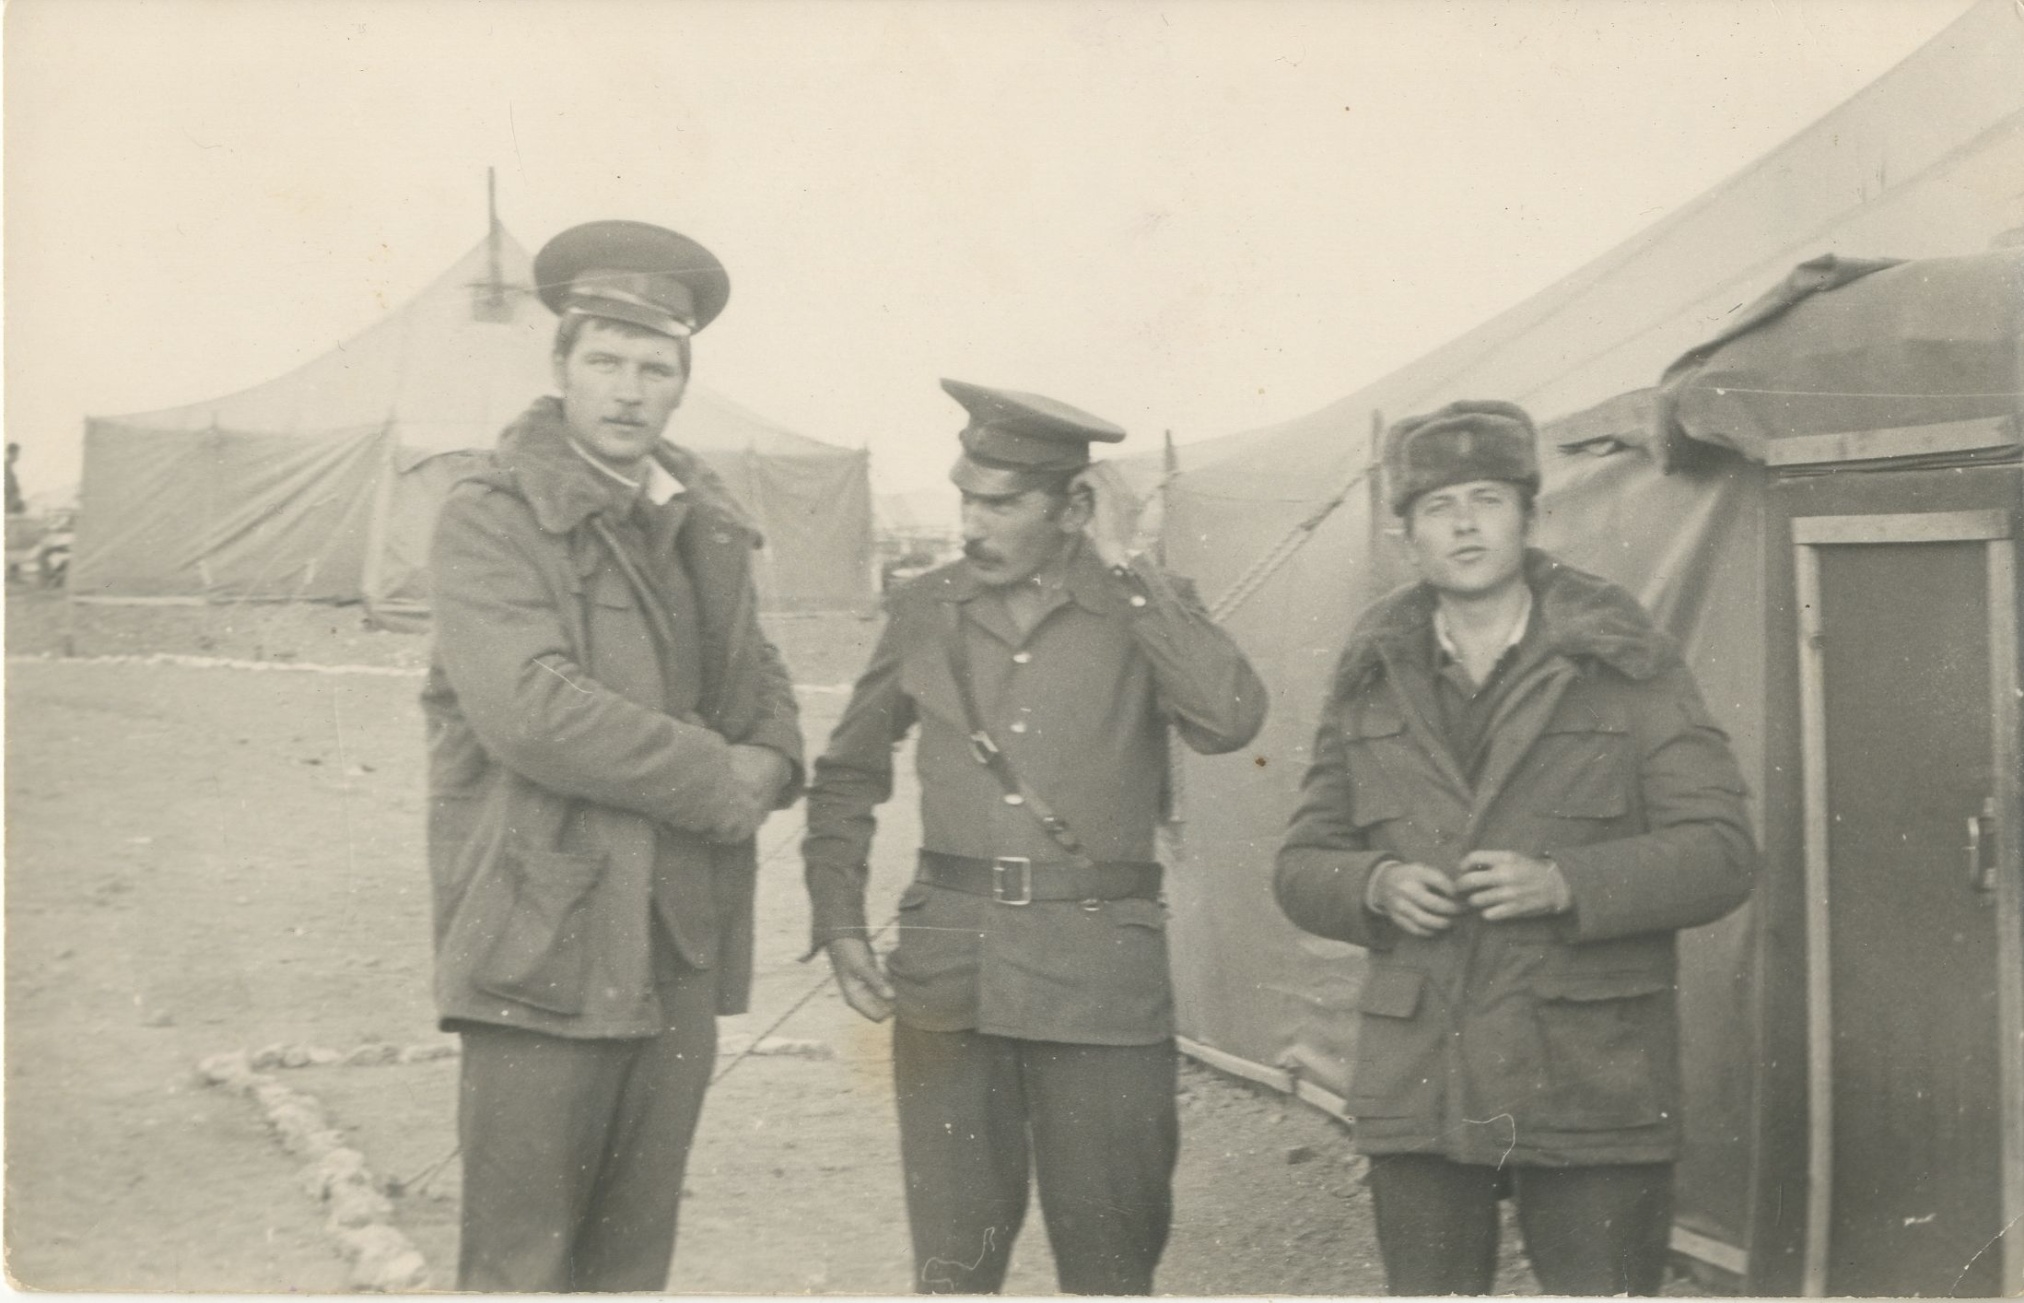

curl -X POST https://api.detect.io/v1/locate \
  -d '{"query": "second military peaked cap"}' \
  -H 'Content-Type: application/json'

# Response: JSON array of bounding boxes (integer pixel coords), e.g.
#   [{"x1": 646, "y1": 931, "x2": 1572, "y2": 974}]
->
[
  {"x1": 941, "y1": 379, "x2": 1127, "y2": 496},
  {"x1": 533, "y1": 220, "x2": 731, "y2": 339}
]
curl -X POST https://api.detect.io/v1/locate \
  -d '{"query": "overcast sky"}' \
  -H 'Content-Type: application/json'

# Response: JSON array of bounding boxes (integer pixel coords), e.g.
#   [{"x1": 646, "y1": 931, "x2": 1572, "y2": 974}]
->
[{"x1": 4, "y1": 0, "x2": 1972, "y2": 505}]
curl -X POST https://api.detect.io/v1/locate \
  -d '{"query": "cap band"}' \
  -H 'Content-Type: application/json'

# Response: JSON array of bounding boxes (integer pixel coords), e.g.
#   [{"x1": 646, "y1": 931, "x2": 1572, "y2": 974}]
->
[
  {"x1": 950, "y1": 453, "x2": 1073, "y2": 497},
  {"x1": 959, "y1": 422, "x2": 1092, "y2": 473},
  {"x1": 562, "y1": 268, "x2": 700, "y2": 339}
]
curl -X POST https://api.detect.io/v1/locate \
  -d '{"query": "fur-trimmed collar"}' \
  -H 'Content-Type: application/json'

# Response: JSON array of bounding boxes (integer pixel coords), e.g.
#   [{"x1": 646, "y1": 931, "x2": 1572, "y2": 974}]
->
[
  {"x1": 1334, "y1": 549, "x2": 1677, "y2": 694},
  {"x1": 485, "y1": 396, "x2": 763, "y2": 543}
]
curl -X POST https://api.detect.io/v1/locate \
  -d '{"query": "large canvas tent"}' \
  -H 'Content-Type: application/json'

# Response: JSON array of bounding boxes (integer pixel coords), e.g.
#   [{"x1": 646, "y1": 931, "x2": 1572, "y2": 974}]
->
[
  {"x1": 70, "y1": 228, "x2": 873, "y2": 622},
  {"x1": 1151, "y1": 1, "x2": 2024, "y2": 1294}
]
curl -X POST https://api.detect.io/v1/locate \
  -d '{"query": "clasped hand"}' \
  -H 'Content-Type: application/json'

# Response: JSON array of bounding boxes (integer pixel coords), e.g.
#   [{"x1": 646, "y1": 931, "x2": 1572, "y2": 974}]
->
[
  {"x1": 1368, "y1": 850, "x2": 1571, "y2": 938},
  {"x1": 706, "y1": 743, "x2": 790, "y2": 844}
]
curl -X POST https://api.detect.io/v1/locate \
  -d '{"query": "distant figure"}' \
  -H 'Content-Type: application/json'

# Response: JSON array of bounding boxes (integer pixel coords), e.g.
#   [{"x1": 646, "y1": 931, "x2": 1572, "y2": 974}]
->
[
  {"x1": 6, "y1": 443, "x2": 25, "y2": 515},
  {"x1": 1274, "y1": 401, "x2": 1757, "y2": 1295},
  {"x1": 420, "y1": 220, "x2": 803, "y2": 1291},
  {"x1": 805, "y1": 380, "x2": 1268, "y2": 1294}
]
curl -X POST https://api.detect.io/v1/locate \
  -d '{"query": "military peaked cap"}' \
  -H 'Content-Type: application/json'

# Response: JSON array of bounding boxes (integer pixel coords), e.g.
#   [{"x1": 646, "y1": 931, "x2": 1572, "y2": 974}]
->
[
  {"x1": 534, "y1": 220, "x2": 730, "y2": 338},
  {"x1": 942, "y1": 378, "x2": 1126, "y2": 496}
]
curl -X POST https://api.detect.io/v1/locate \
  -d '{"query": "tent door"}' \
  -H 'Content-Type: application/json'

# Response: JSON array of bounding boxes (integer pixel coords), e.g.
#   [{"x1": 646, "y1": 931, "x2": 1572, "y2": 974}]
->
[{"x1": 1792, "y1": 509, "x2": 2022, "y2": 1297}]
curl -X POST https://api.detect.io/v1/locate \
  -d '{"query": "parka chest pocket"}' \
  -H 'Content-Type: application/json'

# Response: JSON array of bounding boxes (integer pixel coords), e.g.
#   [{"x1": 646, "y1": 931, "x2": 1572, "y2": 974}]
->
[
  {"x1": 1337, "y1": 703, "x2": 1412, "y2": 830},
  {"x1": 586, "y1": 568, "x2": 641, "y2": 612},
  {"x1": 1532, "y1": 704, "x2": 1633, "y2": 822},
  {"x1": 580, "y1": 571, "x2": 665, "y2": 706}
]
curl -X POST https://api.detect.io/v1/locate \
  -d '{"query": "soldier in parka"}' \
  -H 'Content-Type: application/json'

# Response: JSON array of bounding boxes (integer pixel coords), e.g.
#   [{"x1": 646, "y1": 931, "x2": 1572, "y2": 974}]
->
[
  {"x1": 1274, "y1": 400, "x2": 1755, "y2": 1296},
  {"x1": 423, "y1": 221, "x2": 802, "y2": 1291}
]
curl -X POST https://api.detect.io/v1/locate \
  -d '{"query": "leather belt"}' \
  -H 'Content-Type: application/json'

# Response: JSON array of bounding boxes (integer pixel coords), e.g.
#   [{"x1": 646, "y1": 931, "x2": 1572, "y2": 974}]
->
[{"x1": 917, "y1": 850, "x2": 1162, "y2": 906}]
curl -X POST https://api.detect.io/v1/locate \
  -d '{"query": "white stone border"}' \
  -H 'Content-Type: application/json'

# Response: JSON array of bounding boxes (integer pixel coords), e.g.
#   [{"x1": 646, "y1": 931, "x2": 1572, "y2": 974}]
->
[
  {"x1": 7, "y1": 653, "x2": 856, "y2": 694},
  {"x1": 197, "y1": 1044, "x2": 448, "y2": 1291},
  {"x1": 9, "y1": 652, "x2": 425, "y2": 676}
]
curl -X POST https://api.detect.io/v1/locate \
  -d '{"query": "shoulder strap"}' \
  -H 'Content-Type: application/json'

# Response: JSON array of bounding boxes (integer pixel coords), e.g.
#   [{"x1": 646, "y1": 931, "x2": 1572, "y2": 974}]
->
[{"x1": 942, "y1": 603, "x2": 1093, "y2": 866}]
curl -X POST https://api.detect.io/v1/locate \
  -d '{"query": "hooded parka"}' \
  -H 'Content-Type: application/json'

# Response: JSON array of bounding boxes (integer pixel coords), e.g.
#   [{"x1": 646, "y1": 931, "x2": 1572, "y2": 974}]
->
[
  {"x1": 423, "y1": 398, "x2": 803, "y2": 1038},
  {"x1": 1275, "y1": 550, "x2": 1753, "y2": 1167}
]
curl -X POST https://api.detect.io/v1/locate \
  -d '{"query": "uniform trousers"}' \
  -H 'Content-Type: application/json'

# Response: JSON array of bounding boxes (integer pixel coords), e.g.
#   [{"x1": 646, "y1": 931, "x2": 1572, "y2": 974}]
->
[
  {"x1": 455, "y1": 932, "x2": 718, "y2": 1292},
  {"x1": 1365, "y1": 1152, "x2": 1674, "y2": 1296},
  {"x1": 892, "y1": 1023, "x2": 1178, "y2": 1296}
]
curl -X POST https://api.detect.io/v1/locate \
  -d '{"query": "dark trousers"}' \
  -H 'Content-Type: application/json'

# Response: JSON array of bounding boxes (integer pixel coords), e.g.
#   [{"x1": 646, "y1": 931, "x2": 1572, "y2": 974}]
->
[
  {"x1": 892, "y1": 1024, "x2": 1178, "y2": 1295},
  {"x1": 1366, "y1": 1152, "x2": 1675, "y2": 1296},
  {"x1": 455, "y1": 940, "x2": 718, "y2": 1292}
]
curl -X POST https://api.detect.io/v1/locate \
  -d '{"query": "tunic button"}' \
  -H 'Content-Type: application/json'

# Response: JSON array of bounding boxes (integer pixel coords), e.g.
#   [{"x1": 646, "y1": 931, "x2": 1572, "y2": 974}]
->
[
  {"x1": 1003, "y1": 793, "x2": 1025, "y2": 805},
  {"x1": 1129, "y1": 594, "x2": 1148, "y2": 608},
  {"x1": 1009, "y1": 720, "x2": 1028, "y2": 734},
  {"x1": 1011, "y1": 651, "x2": 1033, "y2": 664}
]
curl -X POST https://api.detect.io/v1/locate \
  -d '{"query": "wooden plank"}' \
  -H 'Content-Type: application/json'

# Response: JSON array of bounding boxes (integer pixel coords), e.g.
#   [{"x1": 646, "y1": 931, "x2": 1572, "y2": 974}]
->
[
  {"x1": 1175, "y1": 1036, "x2": 1295, "y2": 1095},
  {"x1": 1765, "y1": 415, "x2": 2019, "y2": 468},
  {"x1": 1793, "y1": 541, "x2": 1834, "y2": 1298},
  {"x1": 1671, "y1": 1226, "x2": 1749, "y2": 1278},
  {"x1": 1792, "y1": 509, "x2": 2012, "y2": 546},
  {"x1": 1988, "y1": 539, "x2": 2024, "y2": 1298}
]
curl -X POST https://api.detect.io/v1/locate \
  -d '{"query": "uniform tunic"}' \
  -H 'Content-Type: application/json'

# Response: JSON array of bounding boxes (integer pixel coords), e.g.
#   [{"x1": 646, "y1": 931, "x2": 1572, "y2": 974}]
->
[
  {"x1": 804, "y1": 538, "x2": 1265, "y2": 1294},
  {"x1": 804, "y1": 540, "x2": 1268, "y2": 1043}
]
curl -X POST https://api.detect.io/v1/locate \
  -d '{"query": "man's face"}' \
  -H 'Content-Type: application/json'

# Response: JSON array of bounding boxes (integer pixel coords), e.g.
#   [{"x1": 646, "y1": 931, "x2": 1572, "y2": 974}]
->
[
  {"x1": 960, "y1": 487, "x2": 1076, "y2": 588},
  {"x1": 553, "y1": 319, "x2": 689, "y2": 467},
  {"x1": 1403, "y1": 479, "x2": 1530, "y2": 596}
]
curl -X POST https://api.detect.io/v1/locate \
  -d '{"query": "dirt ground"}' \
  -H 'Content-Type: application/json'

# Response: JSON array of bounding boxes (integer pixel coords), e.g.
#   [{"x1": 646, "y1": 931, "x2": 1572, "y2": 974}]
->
[{"x1": 4, "y1": 590, "x2": 1573, "y2": 1294}]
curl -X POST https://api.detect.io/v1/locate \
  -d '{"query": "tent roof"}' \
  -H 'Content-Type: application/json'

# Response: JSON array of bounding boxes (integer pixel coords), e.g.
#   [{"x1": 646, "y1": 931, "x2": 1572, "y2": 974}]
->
[
  {"x1": 97, "y1": 227, "x2": 849, "y2": 460},
  {"x1": 1184, "y1": 0, "x2": 2024, "y2": 479},
  {"x1": 1657, "y1": 248, "x2": 2024, "y2": 465}
]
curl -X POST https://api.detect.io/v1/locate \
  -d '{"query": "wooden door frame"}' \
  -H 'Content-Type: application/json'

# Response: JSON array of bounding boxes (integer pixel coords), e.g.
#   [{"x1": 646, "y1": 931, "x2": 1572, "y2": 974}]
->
[{"x1": 1790, "y1": 508, "x2": 2022, "y2": 1297}]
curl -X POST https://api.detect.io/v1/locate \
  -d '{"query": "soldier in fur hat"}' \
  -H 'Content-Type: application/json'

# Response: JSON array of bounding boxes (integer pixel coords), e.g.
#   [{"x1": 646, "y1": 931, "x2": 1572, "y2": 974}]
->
[{"x1": 1275, "y1": 400, "x2": 1756, "y2": 1295}]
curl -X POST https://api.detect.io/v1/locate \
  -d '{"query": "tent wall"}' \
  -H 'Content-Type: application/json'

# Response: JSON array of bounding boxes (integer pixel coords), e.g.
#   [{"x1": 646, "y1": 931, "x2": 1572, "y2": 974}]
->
[
  {"x1": 707, "y1": 449, "x2": 876, "y2": 615},
  {"x1": 361, "y1": 445, "x2": 876, "y2": 628},
  {"x1": 71, "y1": 422, "x2": 384, "y2": 602},
  {"x1": 76, "y1": 226, "x2": 875, "y2": 617}
]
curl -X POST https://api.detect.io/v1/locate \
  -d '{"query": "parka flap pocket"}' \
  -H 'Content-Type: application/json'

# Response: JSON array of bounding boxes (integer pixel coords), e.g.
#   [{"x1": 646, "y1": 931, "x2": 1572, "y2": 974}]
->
[
  {"x1": 472, "y1": 847, "x2": 608, "y2": 1016},
  {"x1": 1346, "y1": 701, "x2": 1407, "y2": 740},
  {"x1": 1357, "y1": 965, "x2": 1425, "y2": 1019},
  {"x1": 1337, "y1": 701, "x2": 1410, "y2": 827},
  {"x1": 1534, "y1": 970, "x2": 1672, "y2": 1002},
  {"x1": 1540, "y1": 698, "x2": 1628, "y2": 737},
  {"x1": 896, "y1": 882, "x2": 931, "y2": 911},
  {"x1": 1537, "y1": 725, "x2": 1632, "y2": 819}
]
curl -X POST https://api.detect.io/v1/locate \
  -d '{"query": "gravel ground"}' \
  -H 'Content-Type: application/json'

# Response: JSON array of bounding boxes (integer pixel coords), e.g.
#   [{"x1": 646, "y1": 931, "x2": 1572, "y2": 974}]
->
[{"x1": 6, "y1": 591, "x2": 1708, "y2": 1293}]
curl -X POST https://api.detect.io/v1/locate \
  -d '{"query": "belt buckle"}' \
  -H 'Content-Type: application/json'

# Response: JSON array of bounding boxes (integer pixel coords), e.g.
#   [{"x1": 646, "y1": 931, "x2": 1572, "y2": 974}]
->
[{"x1": 992, "y1": 856, "x2": 1033, "y2": 906}]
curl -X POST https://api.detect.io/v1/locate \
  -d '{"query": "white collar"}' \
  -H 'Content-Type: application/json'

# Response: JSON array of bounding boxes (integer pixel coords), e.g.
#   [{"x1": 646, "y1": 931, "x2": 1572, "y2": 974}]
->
[
  {"x1": 1434, "y1": 584, "x2": 1533, "y2": 663},
  {"x1": 567, "y1": 438, "x2": 686, "y2": 505}
]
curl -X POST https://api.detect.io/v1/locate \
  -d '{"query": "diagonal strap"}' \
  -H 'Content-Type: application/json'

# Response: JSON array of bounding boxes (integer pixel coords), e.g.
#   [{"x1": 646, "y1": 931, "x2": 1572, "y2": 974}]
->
[{"x1": 942, "y1": 603, "x2": 1094, "y2": 866}]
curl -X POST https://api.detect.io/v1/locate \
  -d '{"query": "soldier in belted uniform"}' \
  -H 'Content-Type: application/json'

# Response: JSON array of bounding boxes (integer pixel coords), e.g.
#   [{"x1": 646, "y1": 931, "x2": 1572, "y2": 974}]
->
[{"x1": 803, "y1": 380, "x2": 1268, "y2": 1294}]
